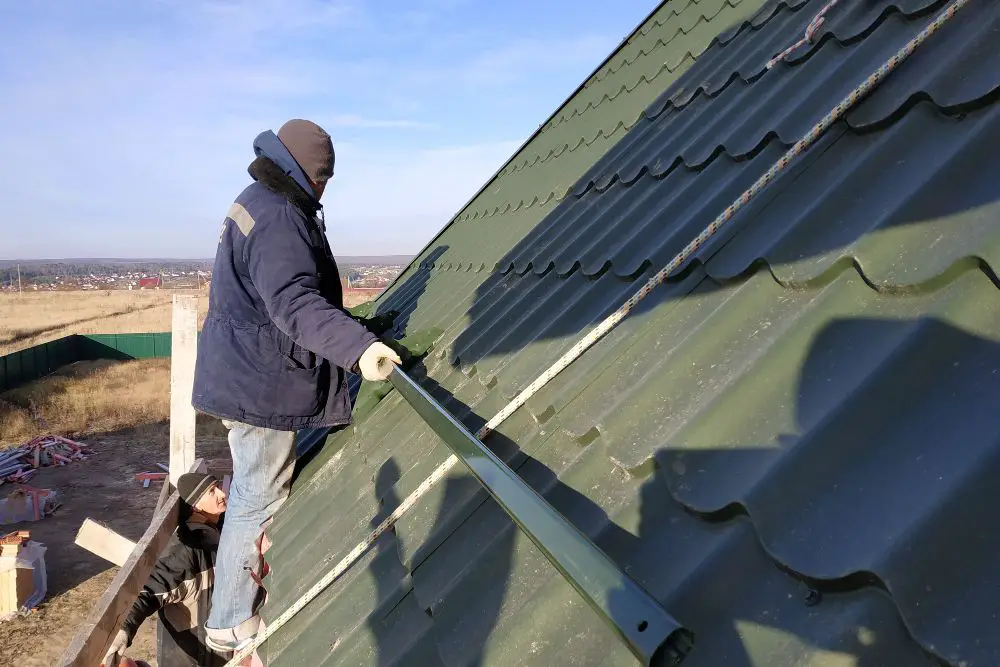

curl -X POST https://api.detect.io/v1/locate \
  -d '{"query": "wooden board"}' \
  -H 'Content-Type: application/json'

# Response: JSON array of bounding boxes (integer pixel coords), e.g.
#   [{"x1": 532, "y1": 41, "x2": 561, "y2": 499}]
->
[
  {"x1": 59, "y1": 458, "x2": 203, "y2": 667},
  {"x1": 74, "y1": 519, "x2": 137, "y2": 567},
  {"x1": 154, "y1": 474, "x2": 172, "y2": 512},
  {"x1": 169, "y1": 294, "x2": 198, "y2": 485}
]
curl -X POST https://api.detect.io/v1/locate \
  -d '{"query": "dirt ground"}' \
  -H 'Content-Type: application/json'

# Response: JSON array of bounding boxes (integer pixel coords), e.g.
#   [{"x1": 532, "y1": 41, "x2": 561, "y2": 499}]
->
[
  {"x1": 0, "y1": 426, "x2": 231, "y2": 667},
  {"x1": 0, "y1": 290, "x2": 209, "y2": 356},
  {"x1": 0, "y1": 288, "x2": 379, "y2": 665},
  {"x1": 0, "y1": 356, "x2": 232, "y2": 667}
]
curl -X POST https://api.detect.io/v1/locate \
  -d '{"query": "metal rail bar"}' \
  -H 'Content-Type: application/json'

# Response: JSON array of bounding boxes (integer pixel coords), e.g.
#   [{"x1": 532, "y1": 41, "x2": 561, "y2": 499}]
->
[{"x1": 389, "y1": 368, "x2": 693, "y2": 666}]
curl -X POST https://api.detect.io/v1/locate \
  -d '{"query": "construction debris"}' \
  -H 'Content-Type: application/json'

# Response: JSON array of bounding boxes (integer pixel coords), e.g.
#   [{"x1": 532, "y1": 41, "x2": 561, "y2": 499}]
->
[
  {"x1": 0, "y1": 435, "x2": 90, "y2": 485},
  {"x1": 132, "y1": 462, "x2": 173, "y2": 488},
  {"x1": 1, "y1": 531, "x2": 29, "y2": 546},
  {"x1": 134, "y1": 472, "x2": 167, "y2": 488},
  {"x1": 0, "y1": 530, "x2": 47, "y2": 619},
  {"x1": 0, "y1": 486, "x2": 61, "y2": 525}
]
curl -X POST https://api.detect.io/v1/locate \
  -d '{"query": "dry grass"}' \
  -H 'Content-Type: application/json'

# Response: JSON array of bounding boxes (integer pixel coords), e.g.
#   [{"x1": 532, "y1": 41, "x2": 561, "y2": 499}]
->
[
  {"x1": 0, "y1": 289, "x2": 209, "y2": 356},
  {"x1": 0, "y1": 288, "x2": 254, "y2": 666},
  {"x1": 343, "y1": 288, "x2": 382, "y2": 308},
  {"x1": 0, "y1": 358, "x2": 227, "y2": 447},
  {"x1": 0, "y1": 287, "x2": 378, "y2": 356},
  {"x1": 0, "y1": 359, "x2": 233, "y2": 666},
  {"x1": 0, "y1": 357, "x2": 233, "y2": 665}
]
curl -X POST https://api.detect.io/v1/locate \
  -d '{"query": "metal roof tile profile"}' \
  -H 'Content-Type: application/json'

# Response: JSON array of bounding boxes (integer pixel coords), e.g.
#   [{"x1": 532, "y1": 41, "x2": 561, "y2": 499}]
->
[{"x1": 258, "y1": 0, "x2": 1000, "y2": 665}]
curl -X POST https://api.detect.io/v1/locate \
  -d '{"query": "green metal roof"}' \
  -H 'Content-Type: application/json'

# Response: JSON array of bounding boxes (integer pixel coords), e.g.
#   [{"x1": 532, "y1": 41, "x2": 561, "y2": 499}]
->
[
  {"x1": 381, "y1": 0, "x2": 772, "y2": 281},
  {"x1": 258, "y1": 0, "x2": 1000, "y2": 665}
]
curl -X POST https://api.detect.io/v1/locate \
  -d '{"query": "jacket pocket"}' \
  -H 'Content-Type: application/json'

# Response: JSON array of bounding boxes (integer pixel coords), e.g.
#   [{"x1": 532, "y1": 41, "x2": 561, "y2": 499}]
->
[
  {"x1": 227, "y1": 321, "x2": 328, "y2": 418},
  {"x1": 268, "y1": 326, "x2": 319, "y2": 371}
]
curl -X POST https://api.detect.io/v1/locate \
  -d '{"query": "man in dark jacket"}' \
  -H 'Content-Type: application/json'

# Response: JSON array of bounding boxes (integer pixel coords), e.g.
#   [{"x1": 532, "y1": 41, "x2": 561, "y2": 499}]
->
[
  {"x1": 102, "y1": 473, "x2": 229, "y2": 667},
  {"x1": 191, "y1": 119, "x2": 401, "y2": 651}
]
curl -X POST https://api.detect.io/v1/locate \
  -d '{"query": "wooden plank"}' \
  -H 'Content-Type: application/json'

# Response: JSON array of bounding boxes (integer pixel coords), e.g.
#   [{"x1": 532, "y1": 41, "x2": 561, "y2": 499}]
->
[
  {"x1": 74, "y1": 519, "x2": 137, "y2": 567},
  {"x1": 59, "y1": 458, "x2": 203, "y2": 667},
  {"x1": 155, "y1": 475, "x2": 171, "y2": 512},
  {"x1": 169, "y1": 295, "x2": 198, "y2": 485}
]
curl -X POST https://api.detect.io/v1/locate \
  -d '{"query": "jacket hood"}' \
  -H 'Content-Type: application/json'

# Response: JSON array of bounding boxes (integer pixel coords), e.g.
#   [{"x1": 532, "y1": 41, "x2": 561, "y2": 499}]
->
[{"x1": 252, "y1": 130, "x2": 317, "y2": 201}]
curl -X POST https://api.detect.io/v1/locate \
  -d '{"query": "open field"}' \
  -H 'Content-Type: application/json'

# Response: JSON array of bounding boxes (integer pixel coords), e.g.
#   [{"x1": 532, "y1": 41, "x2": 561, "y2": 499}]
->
[
  {"x1": 0, "y1": 287, "x2": 379, "y2": 356},
  {"x1": 0, "y1": 284, "x2": 382, "y2": 665},
  {"x1": 0, "y1": 358, "x2": 227, "y2": 448},
  {"x1": 0, "y1": 290, "x2": 208, "y2": 356},
  {"x1": 0, "y1": 358, "x2": 231, "y2": 666}
]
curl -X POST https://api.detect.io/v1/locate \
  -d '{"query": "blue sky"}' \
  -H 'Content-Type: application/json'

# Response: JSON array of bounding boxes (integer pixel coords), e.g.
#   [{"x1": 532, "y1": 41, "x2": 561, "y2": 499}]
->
[{"x1": 0, "y1": 0, "x2": 656, "y2": 259}]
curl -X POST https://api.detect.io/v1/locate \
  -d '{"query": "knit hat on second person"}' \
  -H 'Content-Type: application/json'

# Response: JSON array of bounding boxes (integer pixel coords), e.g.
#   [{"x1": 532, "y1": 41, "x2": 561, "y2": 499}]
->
[
  {"x1": 277, "y1": 119, "x2": 335, "y2": 184},
  {"x1": 177, "y1": 472, "x2": 218, "y2": 508}
]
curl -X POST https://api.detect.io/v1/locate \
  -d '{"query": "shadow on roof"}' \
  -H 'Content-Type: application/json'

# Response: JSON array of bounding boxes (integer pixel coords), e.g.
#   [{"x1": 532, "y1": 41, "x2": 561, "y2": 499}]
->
[
  {"x1": 273, "y1": 2, "x2": 1000, "y2": 663},
  {"x1": 350, "y1": 313, "x2": 1000, "y2": 664},
  {"x1": 359, "y1": 0, "x2": 1000, "y2": 370},
  {"x1": 441, "y1": 95, "x2": 1000, "y2": 371}
]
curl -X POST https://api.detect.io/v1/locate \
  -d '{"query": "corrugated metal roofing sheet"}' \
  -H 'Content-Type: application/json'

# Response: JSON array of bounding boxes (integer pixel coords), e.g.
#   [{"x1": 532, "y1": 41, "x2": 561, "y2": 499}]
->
[
  {"x1": 259, "y1": 0, "x2": 1000, "y2": 665},
  {"x1": 387, "y1": 0, "x2": 774, "y2": 276}
]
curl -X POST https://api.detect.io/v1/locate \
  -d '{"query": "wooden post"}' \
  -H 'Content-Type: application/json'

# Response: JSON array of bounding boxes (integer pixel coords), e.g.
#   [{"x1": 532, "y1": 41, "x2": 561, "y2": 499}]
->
[
  {"x1": 60, "y1": 458, "x2": 204, "y2": 666},
  {"x1": 169, "y1": 294, "x2": 198, "y2": 485}
]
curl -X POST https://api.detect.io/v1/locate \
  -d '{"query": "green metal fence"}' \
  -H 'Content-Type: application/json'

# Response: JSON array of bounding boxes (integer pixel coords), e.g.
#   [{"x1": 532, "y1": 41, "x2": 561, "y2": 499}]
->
[
  {"x1": 0, "y1": 332, "x2": 178, "y2": 392},
  {"x1": 79, "y1": 332, "x2": 174, "y2": 361},
  {"x1": 0, "y1": 336, "x2": 80, "y2": 392}
]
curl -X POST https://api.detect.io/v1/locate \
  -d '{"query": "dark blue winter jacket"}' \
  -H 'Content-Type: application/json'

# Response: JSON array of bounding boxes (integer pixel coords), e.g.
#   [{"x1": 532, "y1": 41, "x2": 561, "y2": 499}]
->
[{"x1": 192, "y1": 131, "x2": 378, "y2": 431}]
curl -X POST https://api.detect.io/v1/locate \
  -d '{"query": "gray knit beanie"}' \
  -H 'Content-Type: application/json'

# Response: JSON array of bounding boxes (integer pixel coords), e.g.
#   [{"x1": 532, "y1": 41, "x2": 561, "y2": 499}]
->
[
  {"x1": 277, "y1": 119, "x2": 335, "y2": 183},
  {"x1": 177, "y1": 472, "x2": 218, "y2": 507}
]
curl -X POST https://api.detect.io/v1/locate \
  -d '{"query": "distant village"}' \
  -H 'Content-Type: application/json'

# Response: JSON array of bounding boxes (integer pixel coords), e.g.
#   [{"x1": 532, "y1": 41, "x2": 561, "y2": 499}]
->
[{"x1": 0, "y1": 260, "x2": 407, "y2": 293}]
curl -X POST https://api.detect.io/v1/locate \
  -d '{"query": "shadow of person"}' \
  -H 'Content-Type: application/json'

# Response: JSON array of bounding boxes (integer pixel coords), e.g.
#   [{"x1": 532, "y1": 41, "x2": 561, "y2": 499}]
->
[
  {"x1": 361, "y1": 408, "x2": 518, "y2": 666},
  {"x1": 399, "y1": 314, "x2": 994, "y2": 665},
  {"x1": 365, "y1": 458, "x2": 409, "y2": 667},
  {"x1": 288, "y1": 305, "x2": 1000, "y2": 667}
]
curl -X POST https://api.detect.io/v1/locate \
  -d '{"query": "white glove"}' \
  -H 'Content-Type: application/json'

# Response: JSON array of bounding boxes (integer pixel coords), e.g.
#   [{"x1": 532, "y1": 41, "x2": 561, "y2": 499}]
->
[
  {"x1": 358, "y1": 342, "x2": 402, "y2": 382},
  {"x1": 102, "y1": 629, "x2": 129, "y2": 666}
]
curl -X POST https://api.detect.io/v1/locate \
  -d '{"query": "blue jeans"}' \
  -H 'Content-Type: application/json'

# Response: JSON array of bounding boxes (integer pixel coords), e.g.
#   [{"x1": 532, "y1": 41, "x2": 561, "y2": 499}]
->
[{"x1": 206, "y1": 420, "x2": 297, "y2": 637}]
